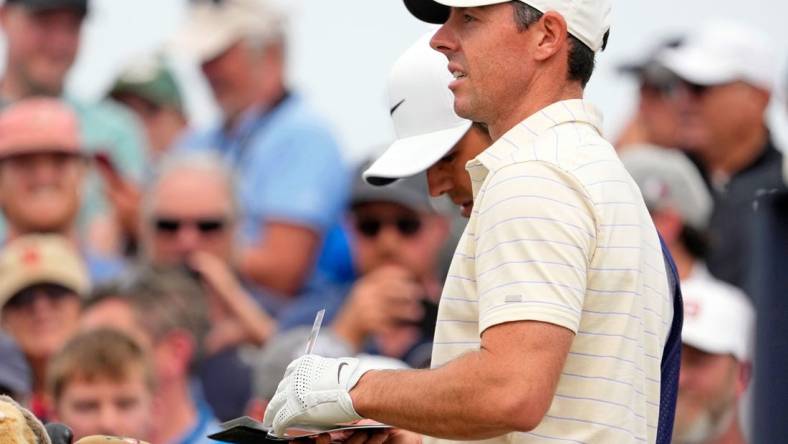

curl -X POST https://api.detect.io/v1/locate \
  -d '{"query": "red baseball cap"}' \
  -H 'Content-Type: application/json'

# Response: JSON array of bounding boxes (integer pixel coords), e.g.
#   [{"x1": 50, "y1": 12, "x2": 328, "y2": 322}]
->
[{"x1": 0, "y1": 97, "x2": 83, "y2": 160}]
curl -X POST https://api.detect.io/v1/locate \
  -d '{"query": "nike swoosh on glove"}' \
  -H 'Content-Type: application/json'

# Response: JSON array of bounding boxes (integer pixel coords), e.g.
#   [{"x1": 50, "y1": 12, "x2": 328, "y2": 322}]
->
[{"x1": 262, "y1": 355, "x2": 374, "y2": 436}]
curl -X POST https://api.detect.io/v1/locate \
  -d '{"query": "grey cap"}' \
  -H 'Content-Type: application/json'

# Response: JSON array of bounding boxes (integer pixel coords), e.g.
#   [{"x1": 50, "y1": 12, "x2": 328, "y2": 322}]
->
[
  {"x1": 620, "y1": 145, "x2": 712, "y2": 231},
  {"x1": 352, "y1": 160, "x2": 433, "y2": 213},
  {"x1": 0, "y1": 333, "x2": 32, "y2": 398}
]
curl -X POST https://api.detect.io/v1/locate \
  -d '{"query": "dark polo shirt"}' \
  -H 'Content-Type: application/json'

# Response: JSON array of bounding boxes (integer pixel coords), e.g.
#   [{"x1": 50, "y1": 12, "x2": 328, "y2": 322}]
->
[{"x1": 689, "y1": 135, "x2": 786, "y2": 297}]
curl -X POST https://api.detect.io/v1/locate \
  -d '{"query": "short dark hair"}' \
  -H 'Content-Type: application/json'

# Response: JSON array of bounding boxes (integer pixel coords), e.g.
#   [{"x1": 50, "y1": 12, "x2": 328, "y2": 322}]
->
[
  {"x1": 511, "y1": 1, "x2": 597, "y2": 88},
  {"x1": 47, "y1": 329, "x2": 155, "y2": 402}
]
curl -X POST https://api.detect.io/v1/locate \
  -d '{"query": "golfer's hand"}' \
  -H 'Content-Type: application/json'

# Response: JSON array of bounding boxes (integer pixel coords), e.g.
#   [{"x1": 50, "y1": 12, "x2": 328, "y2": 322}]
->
[{"x1": 263, "y1": 355, "x2": 373, "y2": 436}]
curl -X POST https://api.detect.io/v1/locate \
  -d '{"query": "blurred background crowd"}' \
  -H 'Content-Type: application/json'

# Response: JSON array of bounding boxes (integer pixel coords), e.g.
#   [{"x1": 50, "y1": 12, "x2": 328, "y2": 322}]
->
[{"x1": 0, "y1": 0, "x2": 785, "y2": 444}]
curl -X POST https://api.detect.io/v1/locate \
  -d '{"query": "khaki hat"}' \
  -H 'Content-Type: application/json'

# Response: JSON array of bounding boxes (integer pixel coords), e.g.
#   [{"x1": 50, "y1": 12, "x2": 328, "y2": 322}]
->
[
  {"x1": 0, "y1": 235, "x2": 90, "y2": 310},
  {"x1": 172, "y1": 0, "x2": 285, "y2": 63},
  {"x1": 0, "y1": 98, "x2": 83, "y2": 160}
]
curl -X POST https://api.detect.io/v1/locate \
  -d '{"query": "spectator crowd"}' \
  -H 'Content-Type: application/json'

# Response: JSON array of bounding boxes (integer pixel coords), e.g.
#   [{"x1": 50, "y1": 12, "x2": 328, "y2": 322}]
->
[{"x1": 0, "y1": 0, "x2": 784, "y2": 444}]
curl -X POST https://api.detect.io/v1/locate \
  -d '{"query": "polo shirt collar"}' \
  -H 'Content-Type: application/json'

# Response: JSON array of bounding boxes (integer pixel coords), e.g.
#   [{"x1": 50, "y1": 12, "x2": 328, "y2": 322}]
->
[{"x1": 465, "y1": 99, "x2": 603, "y2": 199}]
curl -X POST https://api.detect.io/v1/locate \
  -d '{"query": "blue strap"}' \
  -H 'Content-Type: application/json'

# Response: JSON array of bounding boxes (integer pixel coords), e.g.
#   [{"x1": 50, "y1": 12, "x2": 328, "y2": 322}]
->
[{"x1": 656, "y1": 234, "x2": 684, "y2": 444}]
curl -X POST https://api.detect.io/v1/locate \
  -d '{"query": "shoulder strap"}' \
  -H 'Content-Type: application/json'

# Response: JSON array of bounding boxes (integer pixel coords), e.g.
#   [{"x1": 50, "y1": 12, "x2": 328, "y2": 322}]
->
[{"x1": 656, "y1": 234, "x2": 684, "y2": 444}]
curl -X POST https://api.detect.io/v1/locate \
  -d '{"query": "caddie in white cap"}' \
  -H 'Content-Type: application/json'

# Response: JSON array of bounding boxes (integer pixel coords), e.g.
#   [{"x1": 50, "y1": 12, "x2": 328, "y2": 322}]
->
[
  {"x1": 264, "y1": 1, "x2": 682, "y2": 444},
  {"x1": 363, "y1": 31, "x2": 492, "y2": 217}
]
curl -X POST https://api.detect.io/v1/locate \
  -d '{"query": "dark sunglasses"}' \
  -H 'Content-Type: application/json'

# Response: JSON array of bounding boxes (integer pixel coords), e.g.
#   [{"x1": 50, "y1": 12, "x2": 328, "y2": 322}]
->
[
  {"x1": 154, "y1": 217, "x2": 227, "y2": 235},
  {"x1": 5, "y1": 283, "x2": 74, "y2": 309},
  {"x1": 355, "y1": 216, "x2": 422, "y2": 238}
]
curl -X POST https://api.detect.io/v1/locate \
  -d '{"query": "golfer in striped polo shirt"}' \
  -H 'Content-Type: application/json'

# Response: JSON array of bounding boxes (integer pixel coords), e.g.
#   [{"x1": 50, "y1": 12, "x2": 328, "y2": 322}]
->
[{"x1": 264, "y1": 1, "x2": 681, "y2": 443}]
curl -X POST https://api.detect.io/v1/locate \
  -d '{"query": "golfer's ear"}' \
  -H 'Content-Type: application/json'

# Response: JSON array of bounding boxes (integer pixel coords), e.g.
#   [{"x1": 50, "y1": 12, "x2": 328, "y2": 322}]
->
[{"x1": 532, "y1": 11, "x2": 568, "y2": 62}]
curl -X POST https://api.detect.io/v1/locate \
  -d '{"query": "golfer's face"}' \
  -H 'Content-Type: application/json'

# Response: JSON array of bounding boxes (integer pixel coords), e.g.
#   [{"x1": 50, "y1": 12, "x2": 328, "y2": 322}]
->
[
  {"x1": 426, "y1": 125, "x2": 491, "y2": 217},
  {"x1": 430, "y1": 5, "x2": 534, "y2": 125}
]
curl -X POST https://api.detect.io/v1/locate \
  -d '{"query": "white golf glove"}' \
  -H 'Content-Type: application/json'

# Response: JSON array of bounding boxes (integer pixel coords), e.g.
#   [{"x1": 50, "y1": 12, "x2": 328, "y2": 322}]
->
[{"x1": 262, "y1": 355, "x2": 373, "y2": 436}]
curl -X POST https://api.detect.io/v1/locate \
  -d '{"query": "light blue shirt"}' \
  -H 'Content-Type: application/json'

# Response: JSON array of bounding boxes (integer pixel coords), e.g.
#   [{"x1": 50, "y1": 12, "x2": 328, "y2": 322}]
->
[
  {"x1": 178, "y1": 93, "x2": 350, "y2": 244},
  {"x1": 178, "y1": 93, "x2": 352, "y2": 305}
]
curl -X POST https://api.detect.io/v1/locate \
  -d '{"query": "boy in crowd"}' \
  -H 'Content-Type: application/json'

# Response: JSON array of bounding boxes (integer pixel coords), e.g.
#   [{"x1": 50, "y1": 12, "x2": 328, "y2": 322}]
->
[{"x1": 47, "y1": 329, "x2": 155, "y2": 441}]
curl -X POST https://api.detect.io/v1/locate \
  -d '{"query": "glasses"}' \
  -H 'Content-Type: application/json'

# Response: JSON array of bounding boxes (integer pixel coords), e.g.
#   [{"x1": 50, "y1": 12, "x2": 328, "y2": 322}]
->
[
  {"x1": 354, "y1": 216, "x2": 422, "y2": 238},
  {"x1": 153, "y1": 217, "x2": 228, "y2": 235},
  {"x1": 5, "y1": 284, "x2": 74, "y2": 309}
]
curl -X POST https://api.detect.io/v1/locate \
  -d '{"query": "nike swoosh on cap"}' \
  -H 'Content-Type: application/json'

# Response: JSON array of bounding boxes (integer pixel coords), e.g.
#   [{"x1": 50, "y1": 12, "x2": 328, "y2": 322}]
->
[{"x1": 390, "y1": 99, "x2": 405, "y2": 115}]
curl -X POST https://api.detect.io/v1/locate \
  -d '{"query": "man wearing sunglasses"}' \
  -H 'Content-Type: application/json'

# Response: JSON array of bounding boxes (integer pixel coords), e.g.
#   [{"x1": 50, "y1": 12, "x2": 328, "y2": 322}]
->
[
  {"x1": 615, "y1": 38, "x2": 684, "y2": 150},
  {"x1": 0, "y1": 234, "x2": 90, "y2": 421},
  {"x1": 138, "y1": 150, "x2": 275, "y2": 421},
  {"x1": 265, "y1": 1, "x2": 682, "y2": 444},
  {"x1": 658, "y1": 20, "x2": 786, "y2": 298},
  {"x1": 329, "y1": 170, "x2": 449, "y2": 369}
]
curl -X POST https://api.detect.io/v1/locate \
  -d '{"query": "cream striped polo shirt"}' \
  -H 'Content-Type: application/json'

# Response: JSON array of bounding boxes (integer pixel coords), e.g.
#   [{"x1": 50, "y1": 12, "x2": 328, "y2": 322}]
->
[{"x1": 424, "y1": 99, "x2": 673, "y2": 444}]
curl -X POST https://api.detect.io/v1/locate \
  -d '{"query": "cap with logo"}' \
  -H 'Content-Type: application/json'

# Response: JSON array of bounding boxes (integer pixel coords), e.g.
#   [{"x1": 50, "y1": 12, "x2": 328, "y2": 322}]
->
[
  {"x1": 659, "y1": 19, "x2": 776, "y2": 92},
  {"x1": 0, "y1": 234, "x2": 90, "y2": 310},
  {"x1": 172, "y1": 0, "x2": 285, "y2": 63},
  {"x1": 363, "y1": 32, "x2": 472, "y2": 186},
  {"x1": 402, "y1": 0, "x2": 612, "y2": 52},
  {"x1": 109, "y1": 56, "x2": 184, "y2": 113},
  {"x1": 4, "y1": 0, "x2": 87, "y2": 14},
  {"x1": 0, "y1": 98, "x2": 83, "y2": 161},
  {"x1": 620, "y1": 145, "x2": 712, "y2": 232},
  {"x1": 681, "y1": 267, "x2": 754, "y2": 362}
]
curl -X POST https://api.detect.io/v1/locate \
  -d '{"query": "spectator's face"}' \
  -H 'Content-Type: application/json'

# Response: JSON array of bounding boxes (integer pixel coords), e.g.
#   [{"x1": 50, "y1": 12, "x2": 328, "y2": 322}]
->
[
  {"x1": 637, "y1": 83, "x2": 682, "y2": 148},
  {"x1": 54, "y1": 369, "x2": 154, "y2": 441},
  {"x1": 0, "y1": 152, "x2": 85, "y2": 233},
  {"x1": 674, "y1": 80, "x2": 769, "y2": 154},
  {"x1": 144, "y1": 169, "x2": 235, "y2": 265},
  {"x1": 351, "y1": 203, "x2": 447, "y2": 279},
  {"x1": 201, "y1": 39, "x2": 263, "y2": 120},
  {"x1": 0, "y1": 6, "x2": 83, "y2": 95},
  {"x1": 674, "y1": 345, "x2": 746, "y2": 443},
  {"x1": 113, "y1": 94, "x2": 186, "y2": 155},
  {"x1": 1, "y1": 284, "x2": 81, "y2": 361},
  {"x1": 426, "y1": 125, "x2": 491, "y2": 217},
  {"x1": 430, "y1": 4, "x2": 535, "y2": 125}
]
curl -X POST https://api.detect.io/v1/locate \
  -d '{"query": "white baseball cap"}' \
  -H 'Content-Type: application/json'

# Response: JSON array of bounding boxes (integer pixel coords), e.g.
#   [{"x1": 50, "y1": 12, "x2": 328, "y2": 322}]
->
[
  {"x1": 402, "y1": 0, "x2": 612, "y2": 52},
  {"x1": 172, "y1": 0, "x2": 285, "y2": 63},
  {"x1": 659, "y1": 20, "x2": 776, "y2": 92},
  {"x1": 620, "y1": 145, "x2": 712, "y2": 232},
  {"x1": 363, "y1": 32, "x2": 472, "y2": 186},
  {"x1": 681, "y1": 268, "x2": 755, "y2": 362}
]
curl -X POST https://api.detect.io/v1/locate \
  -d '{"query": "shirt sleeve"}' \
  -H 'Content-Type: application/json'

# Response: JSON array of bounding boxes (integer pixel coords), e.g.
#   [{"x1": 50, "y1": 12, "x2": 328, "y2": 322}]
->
[{"x1": 475, "y1": 161, "x2": 597, "y2": 335}]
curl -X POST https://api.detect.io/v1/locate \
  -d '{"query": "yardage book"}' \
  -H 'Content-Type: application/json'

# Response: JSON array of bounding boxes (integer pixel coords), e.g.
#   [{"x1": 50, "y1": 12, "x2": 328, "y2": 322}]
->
[{"x1": 208, "y1": 416, "x2": 392, "y2": 443}]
